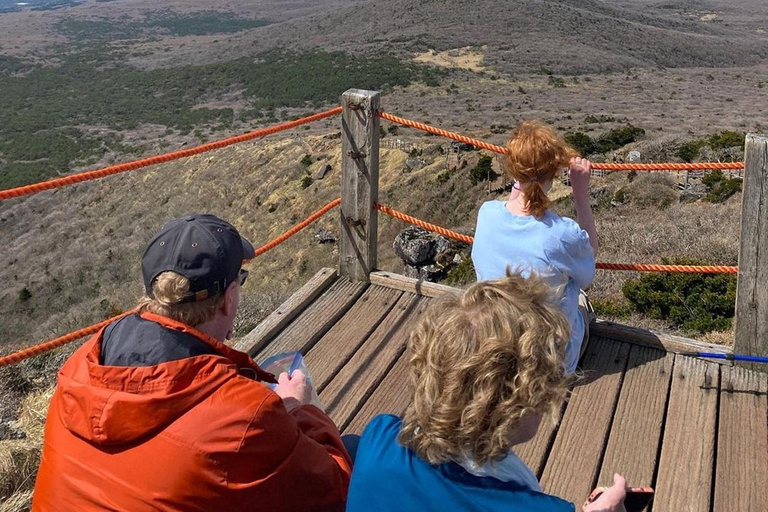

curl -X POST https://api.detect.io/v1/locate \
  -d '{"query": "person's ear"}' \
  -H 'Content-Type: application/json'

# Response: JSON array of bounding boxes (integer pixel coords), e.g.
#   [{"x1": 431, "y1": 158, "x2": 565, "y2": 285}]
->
[{"x1": 222, "y1": 282, "x2": 238, "y2": 317}]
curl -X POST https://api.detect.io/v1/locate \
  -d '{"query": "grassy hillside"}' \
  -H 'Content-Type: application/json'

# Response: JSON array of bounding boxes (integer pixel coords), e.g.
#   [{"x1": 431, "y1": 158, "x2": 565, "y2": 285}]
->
[{"x1": 136, "y1": 0, "x2": 768, "y2": 73}]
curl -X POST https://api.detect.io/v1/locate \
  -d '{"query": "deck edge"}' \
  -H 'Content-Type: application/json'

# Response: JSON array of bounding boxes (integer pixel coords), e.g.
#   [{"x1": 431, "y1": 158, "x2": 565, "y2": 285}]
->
[
  {"x1": 592, "y1": 320, "x2": 732, "y2": 357},
  {"x1": 369, "y1": 270, "x2": 460, "y2": 298},
  {"x1": 233, "y1": 267, "x2": 338, "y2": 355}
]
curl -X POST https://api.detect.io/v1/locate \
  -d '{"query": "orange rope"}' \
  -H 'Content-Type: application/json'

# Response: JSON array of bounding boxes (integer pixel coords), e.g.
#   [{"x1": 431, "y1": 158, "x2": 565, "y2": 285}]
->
[
  {"x1": 0, "y1": 107, "x2": 343, "y2": 202},
  {"x1": 377, "y1": 111, "x2": 507, "y2": 153},
  {"x1": 374, "y1": 203, "x2": 739, "y2": 274},
  {"x1": 375, "y1": 203, "x2": 475, "y2": 244},
  {"x1": 593, "y1": 162, "x2": 744, "y2": 171},
  {"x1": 0, "y1": 311, "x2": 133, "y2": 368},
  {"x1": 254, "y1": 198, "x2": 341, "y2": 257},
  {"x1": 376, "y1": 111, "x2": 745, "y2": 171},
  {"x1": 1, "y1": 198, "x2": 342, "y2": 368},
  {"x1": 595, "y1": 262, "x2": 738, "y2": 274}
]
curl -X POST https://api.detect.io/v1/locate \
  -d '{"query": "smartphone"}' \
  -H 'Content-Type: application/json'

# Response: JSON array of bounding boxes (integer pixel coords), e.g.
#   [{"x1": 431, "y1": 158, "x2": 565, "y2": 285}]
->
[{"x1": 583, "y1": 486, "x2": 654, "y2": 512}]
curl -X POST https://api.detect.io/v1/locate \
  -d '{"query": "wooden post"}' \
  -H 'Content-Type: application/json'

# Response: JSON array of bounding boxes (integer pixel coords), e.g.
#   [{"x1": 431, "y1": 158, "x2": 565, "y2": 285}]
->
[
  {"x1": 734, "y1": 134, "x2": 768, "y2": 371},
  {"x1": 339, "y1": 89, "x2": 380, "y2": 282}
]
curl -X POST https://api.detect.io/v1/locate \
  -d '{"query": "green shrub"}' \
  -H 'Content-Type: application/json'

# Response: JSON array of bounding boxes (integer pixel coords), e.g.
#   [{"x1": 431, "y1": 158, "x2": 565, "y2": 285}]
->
[
  {"x1": 627, "y1": 170, "x2": 637, "y2": 183},
  {"x1": 300, "y1": 175, "x2": 313, "y2": 189},
  {"x1": 702, "y1": 170, "x2": 742, "y2": 203},
  {"x1": 18, "y1": 287, "x2": 32, "y2": 302},
  {"x1": 548, "y1": 76, "x2": 565, "y2": 88},
  {"x1": 708, "y1": 130, "x2": 745, "y2": 151},
  {"x1": 565, "y1": 132, "x2": 596, "y2": 155},
  {"x1": 565, "y1": 125, "x2": 644, "y2": 156},
  {"x1": 676, "y1": 131, "x2": 745, "y2": 163},
  {"x1": 592, "y1": 298, "x2": 632, "y2": 319},
  {"x1": 469, "y1": 155, "x2": 497, "y2": 185},
  {"x1": 595, "y1": 125, "x2": 644, "y2": 153},
  {"x1": 443, "y1": 257, "x2": 475, "y2": 286},
  {"x1": 300, "y1": 154, "x2": 313, "y2": 167},
  {"x1": 622, "y1": 259, "x2": 736, "y2": 333},
  {"x1": 676, "y1": 140, "x2": 706, "y2": 162}
]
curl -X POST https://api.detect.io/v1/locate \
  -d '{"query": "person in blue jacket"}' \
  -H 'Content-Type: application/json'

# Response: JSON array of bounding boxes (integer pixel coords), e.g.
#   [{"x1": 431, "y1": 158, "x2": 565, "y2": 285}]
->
[{"x1": 347, "y1": 271, "x2": 627, "y2": 512}]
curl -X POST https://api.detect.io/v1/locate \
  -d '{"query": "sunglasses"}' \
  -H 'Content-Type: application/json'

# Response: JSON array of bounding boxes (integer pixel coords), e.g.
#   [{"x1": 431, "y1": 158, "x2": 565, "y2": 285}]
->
[{"x1": 238, "y1": 269, "x2": 249, "y2": 287}]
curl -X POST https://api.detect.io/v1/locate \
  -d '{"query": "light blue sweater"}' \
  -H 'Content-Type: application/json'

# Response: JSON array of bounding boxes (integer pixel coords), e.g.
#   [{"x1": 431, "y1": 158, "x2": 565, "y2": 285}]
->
[{"x1": 471, "y1": 200, "x2": 595, "y2": 373}]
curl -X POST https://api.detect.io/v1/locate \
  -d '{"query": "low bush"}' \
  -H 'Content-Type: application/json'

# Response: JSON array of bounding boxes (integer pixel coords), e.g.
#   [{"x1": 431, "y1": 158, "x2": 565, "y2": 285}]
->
[
  {"x1": 469, "y1": 155, "x2": 498, "y2": 185},
  {"x1": 443, "y1": 257, "x2": 475, "y2": 286},
  {"x1": 622, "y1": 259, "x2": 736, "y2": 333},
  {"x1": 592, "y1": 298, "x2": 632, "y2": 319},
  {"x1": 565, "y1": 125, "x2": 644, "y2": 156},
  {"x1": 701, "y1": 170, "x2": 742, "y2": 203}
]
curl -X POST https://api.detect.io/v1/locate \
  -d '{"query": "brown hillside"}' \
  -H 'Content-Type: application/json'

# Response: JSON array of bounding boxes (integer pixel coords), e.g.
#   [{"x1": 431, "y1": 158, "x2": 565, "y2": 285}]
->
[{"x1": 123, "y1": 0, "x2": 768, "y2": 73}]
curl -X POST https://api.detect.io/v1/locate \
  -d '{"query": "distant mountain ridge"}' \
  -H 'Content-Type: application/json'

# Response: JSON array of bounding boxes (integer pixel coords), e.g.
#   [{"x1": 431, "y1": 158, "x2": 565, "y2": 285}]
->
[{"x1": 227, "y1": 0, "x2": 768, "y2": 74}]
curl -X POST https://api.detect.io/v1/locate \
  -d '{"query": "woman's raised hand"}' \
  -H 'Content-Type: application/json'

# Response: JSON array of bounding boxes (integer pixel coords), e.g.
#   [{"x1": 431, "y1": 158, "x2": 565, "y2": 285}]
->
[{"x1": 569, "y1": 157, "x2": 592, "y2": 194}]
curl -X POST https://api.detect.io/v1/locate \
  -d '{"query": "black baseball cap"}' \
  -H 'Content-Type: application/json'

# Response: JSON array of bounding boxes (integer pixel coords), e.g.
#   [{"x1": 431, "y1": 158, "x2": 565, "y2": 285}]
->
[{"x1": 142, "y1": 214, "x2": 255, "y2": 303}]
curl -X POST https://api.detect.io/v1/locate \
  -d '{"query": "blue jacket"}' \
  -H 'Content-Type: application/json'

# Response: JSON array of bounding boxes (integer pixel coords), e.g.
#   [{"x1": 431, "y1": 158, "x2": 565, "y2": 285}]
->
[{"x1": 347, "y1": 415, "x2": 575, "y2": 512}]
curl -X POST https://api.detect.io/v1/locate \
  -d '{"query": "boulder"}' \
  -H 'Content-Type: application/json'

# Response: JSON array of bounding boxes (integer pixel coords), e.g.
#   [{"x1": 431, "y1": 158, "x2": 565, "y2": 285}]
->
[
  {"x1": 403, "y1": 264, "x2": 421, "y2": 280},
  {"x1": 680, "y1": 183, "x2": 708, "y2": 203},
  {"x1": 314, "y1": 163, "x2": 332, "y2": 180},
  {"x1": 405, "y1": 158, "x2": 425, "y2": 171},
  {"x1": 0, "y1": 422, "x2": 26, "y2": 441},
  {"x1": 393, "y1": 227, "x2": 438, "y2": 266},
  {"x1": 402, "y1": 263, "x2": 444, "y2": 282},
  {"x1": 314, "y1": 227, "x2": 336, "y2": 244}
]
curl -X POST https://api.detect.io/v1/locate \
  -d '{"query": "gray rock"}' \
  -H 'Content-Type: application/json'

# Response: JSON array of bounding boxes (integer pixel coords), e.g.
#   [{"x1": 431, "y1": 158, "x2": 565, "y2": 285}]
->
[
  {"x1": 590, "y1": 187, "x2": 608, "y2": 208},
  {"x1": 453, "y1": 253, "x2": 464, "y2": 264},
  {"x1": 314, "y1": 227, "x2": 336, "y2": 244},
  {"x1": 403, "y1": 264, "x2": 421, "y2": 279},
  {"x1": 419, "y1": 264, "x2": 445, "y2": 282},
  {"x1": 405, "y1": 158, "x2": 425, "y2": 171},
  {"x1": 314, "y1": 164, "x2": 332, "y2": 180},
  {"x1": 393, "y1": 227, "x2": 437, "y2": 266},
  {"x1": 0, "y1": 422, "x2": 26, "y2": 441},
  {"x1": 402, "y1": 263, "x2": 444, "y2": 282},
  {"x1": 680, "y1": 183, "x2": 708, "y2": 203}
]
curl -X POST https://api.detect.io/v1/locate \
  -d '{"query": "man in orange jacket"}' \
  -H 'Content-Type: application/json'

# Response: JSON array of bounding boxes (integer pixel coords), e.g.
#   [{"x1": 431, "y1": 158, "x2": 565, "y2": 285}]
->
[{"x1": 33, "y1": 214, "x2": 352, "y2": 511}]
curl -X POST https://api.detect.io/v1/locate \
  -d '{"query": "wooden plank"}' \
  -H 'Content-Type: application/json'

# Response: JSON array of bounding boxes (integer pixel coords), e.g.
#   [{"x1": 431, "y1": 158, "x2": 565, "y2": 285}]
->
[
  {"x1": 321, "y1": 295, "x2": 429, "y2": 431},
  {"x1": 343, "y1": 349, "x2": 412, "y2": 435},
  {"x1": 516, "y1": 402, "x2": 566, "y2": 478},
  {"x1": 233, "y1": 267, "x2": 337, "y2": 355},
  {"x1": 592, "y1": 320, "x2": 731, "y2": 358},
  {"x1": 369, "y1": 270, "x2": 461, "y2": 298},
  {"x1": 254, "y1": 279, "x2": 367, "y2": 361},
  {"x1": 339, "y1": 89, "x2": 380, "y2": 282},
  {"x1": 598, "y1": 346, "x2": 674, "y2": 487},
  {"x1": 735, "y1": 133, "x2": 768, "y2": 370},
  {"x1": 538, "y1": 337, "x2": 630, "y2": 504},
  {"x1": 304, "y1": 285, "x2": 403, "y2": 391},
  {"x1": 653, "y1": 356, "x2": 719, "y2": 512},
  {"x1": 713, "y1": 365, "x2": 768, "y2": 512}
]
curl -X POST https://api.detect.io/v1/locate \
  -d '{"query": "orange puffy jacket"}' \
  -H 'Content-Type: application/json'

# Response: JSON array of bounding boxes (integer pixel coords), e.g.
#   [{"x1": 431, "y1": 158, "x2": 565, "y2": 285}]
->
[{"x1": 32, "y1": 312, "x2": 352, "y2": 512}]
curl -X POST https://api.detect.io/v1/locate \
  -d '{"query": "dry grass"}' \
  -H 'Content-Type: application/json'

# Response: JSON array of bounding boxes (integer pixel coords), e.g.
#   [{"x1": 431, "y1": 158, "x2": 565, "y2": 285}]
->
[
  {"x1": 0, "y1": 491, "x2": 32, "y2": 512},
  {"x1": 413, "y1": 46, "x2": 488, "y2": 73},
  {"x1": 0, "y1": 387, "x2": 53, "y2": 510}
]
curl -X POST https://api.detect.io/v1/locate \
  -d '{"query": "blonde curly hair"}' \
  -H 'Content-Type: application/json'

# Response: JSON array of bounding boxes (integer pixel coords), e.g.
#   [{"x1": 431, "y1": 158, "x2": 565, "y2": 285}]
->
[
  {"x1": 137, "y1": 271, "x2": 225, "y2": 327},
  {"x1": 398, "y1": 270, "x2": 572, "y2": 466}
]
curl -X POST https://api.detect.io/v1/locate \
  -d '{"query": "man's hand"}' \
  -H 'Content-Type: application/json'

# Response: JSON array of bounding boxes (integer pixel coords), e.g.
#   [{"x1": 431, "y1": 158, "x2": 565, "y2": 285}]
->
[
  {"x1": 583, "y1": 474, "x2": 627, "y2": 512},
  {"x1": 274, "y1": 370, "x2": 313, "y2": 412},
  {"x1": 569, "y1": 156, "x2": 592, "y2": 195}
]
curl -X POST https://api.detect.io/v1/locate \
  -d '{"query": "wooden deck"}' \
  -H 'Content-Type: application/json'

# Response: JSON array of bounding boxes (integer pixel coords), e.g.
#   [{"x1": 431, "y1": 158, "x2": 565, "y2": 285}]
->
[{"x1": 235, "y1": 269, "x2": 768, "y2": 512}]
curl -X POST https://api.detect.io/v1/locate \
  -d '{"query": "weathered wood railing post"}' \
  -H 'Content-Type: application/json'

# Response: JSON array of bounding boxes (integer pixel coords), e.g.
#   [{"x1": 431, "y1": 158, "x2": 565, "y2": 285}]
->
[
  {"x1": 734, "y1": 134, "x2": 768, "y2": 371},
  {"x1": 339, "y1": 89, "x2": 380, "y2": 282}
]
